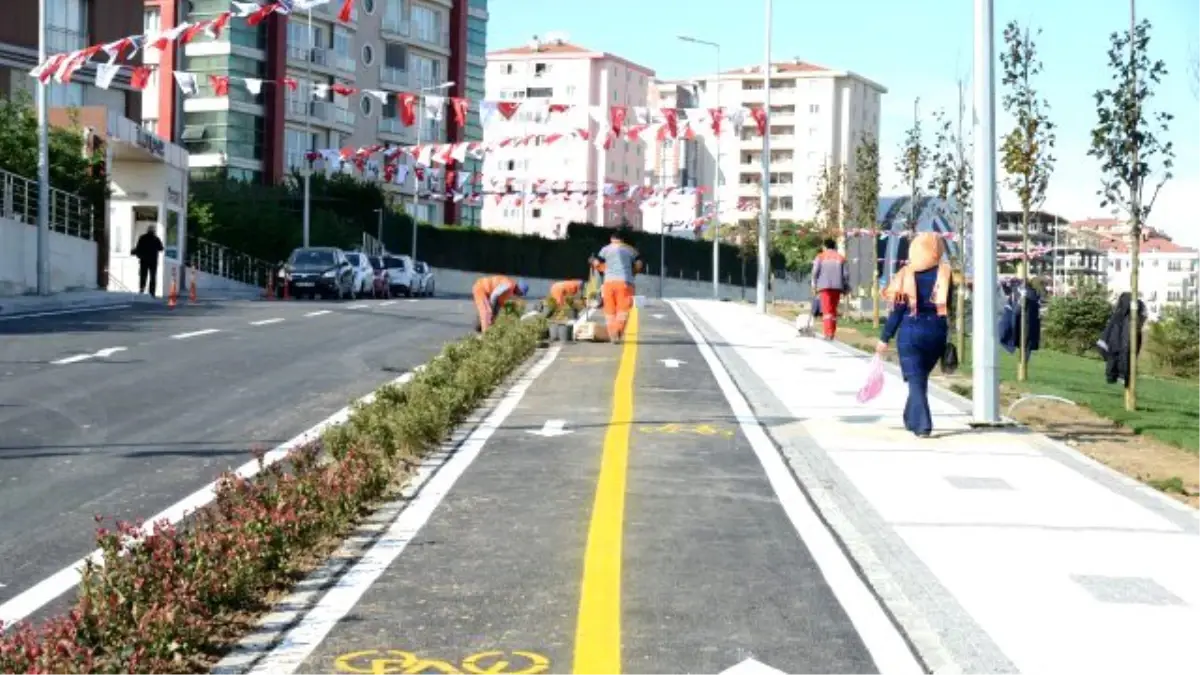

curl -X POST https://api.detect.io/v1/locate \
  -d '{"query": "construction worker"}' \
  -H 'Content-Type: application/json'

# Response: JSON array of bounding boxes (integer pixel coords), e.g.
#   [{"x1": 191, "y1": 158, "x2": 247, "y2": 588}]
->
[
  {"x1": 594, "y1": 230, "x2": 642, "y2": 342},
  {"x1": 549, "y1": 279, "x2": 583, "y2": 308},
  {"x1": 472, "y1": 274, "x2": 529, "y2": 333},
  {"x1": 810, "y1": 237, "x2": 851, "y2": 339}
]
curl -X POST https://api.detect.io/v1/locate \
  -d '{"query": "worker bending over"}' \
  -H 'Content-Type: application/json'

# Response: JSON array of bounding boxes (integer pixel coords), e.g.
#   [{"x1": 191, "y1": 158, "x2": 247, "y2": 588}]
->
[
  {"x1": 472, "y1": 274, "x2": 529, "y2": 332},
  {"x1": 549, "y1": 279, "x2": 583, "y2": 308},
  {"x1": 594, "y1": 231, "x2": 642, "y2": 342}
]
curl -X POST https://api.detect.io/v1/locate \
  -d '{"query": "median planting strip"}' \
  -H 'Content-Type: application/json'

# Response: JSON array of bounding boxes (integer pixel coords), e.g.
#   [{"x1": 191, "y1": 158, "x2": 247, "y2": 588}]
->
[{"x1": 0, "y1": 315, "x2": 548, "y2": 674}]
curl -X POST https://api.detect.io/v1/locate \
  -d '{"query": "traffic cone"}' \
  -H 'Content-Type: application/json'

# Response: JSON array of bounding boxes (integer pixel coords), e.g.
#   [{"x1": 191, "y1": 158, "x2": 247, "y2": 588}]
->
[
  {"x1": 188, "y1": 267, "x2": 198, "y2": 303},
  {"x1": 167, "y1": 272, "x2": 178, "y2": 309},
  {"x1": 265, "y1": 274, "x2": 275, "y2": 300},
  {"x1": 282, "y1": 275, "x2": 290, "y2": 300}
]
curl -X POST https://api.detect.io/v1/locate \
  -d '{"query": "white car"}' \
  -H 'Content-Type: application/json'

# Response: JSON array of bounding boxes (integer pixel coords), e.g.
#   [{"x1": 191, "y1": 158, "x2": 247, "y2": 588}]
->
[
  {"x1": 413, "y1": 261, "x2": 436, "y2": 296},
  {"x1": 383, "y1": 254, "x2": 416, "y2": 297},
  {"x1": 342, "y1": 251, "x2": 374, "y2": 298}
]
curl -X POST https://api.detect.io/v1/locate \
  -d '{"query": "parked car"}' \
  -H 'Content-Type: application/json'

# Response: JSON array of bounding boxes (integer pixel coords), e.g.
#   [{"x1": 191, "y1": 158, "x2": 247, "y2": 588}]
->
[
  {"x1": 343, "y1": 251, "x2": 374, "y2": 298},
  {"x1": 413, "y1": 261, "x2": 436, "y2": 296},
  {"x1": 368, "y1": 255, "x2": 391, "y2": 298},
  {"x1": 382, "y1": 254, "x2": 416, "y2": 297},
  {"x1": 285, "y1": 247, "x2": 355, "y2": 300}
]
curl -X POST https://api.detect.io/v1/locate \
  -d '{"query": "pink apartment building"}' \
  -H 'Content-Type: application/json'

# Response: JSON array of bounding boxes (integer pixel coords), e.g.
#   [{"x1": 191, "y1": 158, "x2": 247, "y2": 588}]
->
[{"x1": 481, "y1": 36, "x2": 654, "y2": 237}]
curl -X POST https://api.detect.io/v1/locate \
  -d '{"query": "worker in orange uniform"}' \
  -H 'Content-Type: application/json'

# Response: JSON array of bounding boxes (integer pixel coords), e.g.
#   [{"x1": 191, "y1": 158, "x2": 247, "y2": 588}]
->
[
  {"x1": 810, "y1": 238, "x2": 851, "y2": 339},
  {"x1": 549, "y1": 279, "x2": 583, "y2": 308},
  {"x1": 472, "y1": 275, "x2": 529, "y2": 333},
  {"x1": 594, "y1": 230, "x2": 643, "y2": 343}
]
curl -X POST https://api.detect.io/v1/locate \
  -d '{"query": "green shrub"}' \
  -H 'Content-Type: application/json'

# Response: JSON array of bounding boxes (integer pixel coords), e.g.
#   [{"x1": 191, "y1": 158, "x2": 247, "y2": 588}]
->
[
  {"x1": 1042, "y1": 282, "x2": 1112, "y2": 355},
  {"x1": 1147, "y1": 305, "x2": 1199, "y2": 378}
]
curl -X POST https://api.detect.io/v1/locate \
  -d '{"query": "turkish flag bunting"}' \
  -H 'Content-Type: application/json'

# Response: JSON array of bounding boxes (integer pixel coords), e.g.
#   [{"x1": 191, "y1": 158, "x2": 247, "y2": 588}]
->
[
  {"x1": 337, "y1": 0, "x2": 355, "y2": 22},
  {"x1": 450, "y1": 97, "x2": 469, "y2": 128},
  {"x1": 398, "y1": 92, "x2": 417, "y2": 126},
  {"x1": 749, "y1": 107, "x2": 767, "y2": 136},
  {"x1": 209, "y1": 74, "x2": 230, "y2": 96},
  {"x1": 609, "y1": 106, "x2": 627, "y2": 136},
  {"x1": 661, "y1": 108, "x2": 678, "y2": 138},
  {"x1": 708, "y1": 107, "x2": 725, "y2": 135},
  {"x1": 496, "y1": 101, "x2": 520, "y2": 120}
]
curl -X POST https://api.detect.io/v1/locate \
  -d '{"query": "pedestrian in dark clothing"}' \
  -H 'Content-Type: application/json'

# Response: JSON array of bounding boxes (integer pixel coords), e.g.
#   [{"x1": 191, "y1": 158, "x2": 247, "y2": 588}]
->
[
  {"x1": 998, "y1": 281, "x2": 1042, "y2": 358},
  {"x1": 133, "y1": 226, "x2": 164, "y2": 296},
  {"x1": 875, "y1": 232, "x2": 953, "y2": 438},
  {"x1": 1097, "y1": 292, "x2": 1147, "y2": 387}
]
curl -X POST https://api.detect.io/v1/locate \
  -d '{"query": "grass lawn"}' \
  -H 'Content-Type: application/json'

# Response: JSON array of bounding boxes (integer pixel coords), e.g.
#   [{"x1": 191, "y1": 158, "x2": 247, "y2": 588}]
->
[{"x1": 836, "y1": 317, "x2": 1199, "y2": 452}]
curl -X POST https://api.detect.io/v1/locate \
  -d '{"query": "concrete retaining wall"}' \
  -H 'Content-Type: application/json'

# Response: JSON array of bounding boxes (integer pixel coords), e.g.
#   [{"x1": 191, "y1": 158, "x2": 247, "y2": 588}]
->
[{"x1": 0, "y1": 216, "x2": 98, "y2": 297}]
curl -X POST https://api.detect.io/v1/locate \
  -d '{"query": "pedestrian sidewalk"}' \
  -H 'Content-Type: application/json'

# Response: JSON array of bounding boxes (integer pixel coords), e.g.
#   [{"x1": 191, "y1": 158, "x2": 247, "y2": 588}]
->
[
  {"x1": 673, "y1": 299, "x2": 1200, "y2": 675},
  {"x1": 0, "y1": 289, "x2": 152, "y2": 317}
]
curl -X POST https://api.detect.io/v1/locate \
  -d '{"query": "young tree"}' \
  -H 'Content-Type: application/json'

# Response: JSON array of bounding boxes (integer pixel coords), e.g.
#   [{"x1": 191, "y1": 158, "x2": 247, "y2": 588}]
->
[
  {"x1": 1089, "y1": 12, "x2": 1175, "y2": 411},
  {"x1": 895, "y1": 98, "x2": 929, "y2": 234},
  {"x1": 846, "y1": 135, "x2": 882, "y2": 325},
  {"x1": 928, "y1": 80, "x2": 974, "y2": 359},
  {"x1": 812, "y1": 160, "x2": 845, "y2": 240},
  {"x1": 1000, "y1": 21, "x2": 1056, "y2": 382}
]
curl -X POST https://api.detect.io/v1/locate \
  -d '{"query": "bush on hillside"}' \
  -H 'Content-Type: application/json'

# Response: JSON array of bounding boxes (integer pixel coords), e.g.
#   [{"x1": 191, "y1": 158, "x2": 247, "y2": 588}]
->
[
  {"x1": 0, "y1": 315, "x2": 546, "y2": 674},
  {"x1": 1146, "y1": 305, "x2": 1199, "y2": 378},
  {"x1": 1042, "y1": 282, "x2": 1112, "y2": 355}
]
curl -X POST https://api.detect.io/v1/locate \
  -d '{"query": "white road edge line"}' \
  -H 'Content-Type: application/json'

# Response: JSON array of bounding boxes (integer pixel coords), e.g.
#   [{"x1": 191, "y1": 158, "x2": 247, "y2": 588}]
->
[
  {"x1": 0, "y1": 304, "x2": 134, "y2": 322},
  {"x1": 170, "y1": 328, "x2": 221, "y2": 340},
  {"x1": 0, "y1": 370, "x2": 417, "y2": 629},
  {"x1": 245, "y1": 345, "x2": 562, "y2": 675},
  {"x1": 666, "y1": 299, "x2": 924, "y2": 675},
  {"x1": 378, "y1": 300, "x2": 396, "y2": 306},
  {"x1": 50, "y1": 354, "x2": 94, "y2": 365},
  {"x1": 251, "y1": 318, "x2": 286, "y2": 326},
  {"x1": 304, "y1": 310, "x2": 331, "y2": 317},
  {"x1": 346, "y1": 304, "x2": 368, "y2": 309}
]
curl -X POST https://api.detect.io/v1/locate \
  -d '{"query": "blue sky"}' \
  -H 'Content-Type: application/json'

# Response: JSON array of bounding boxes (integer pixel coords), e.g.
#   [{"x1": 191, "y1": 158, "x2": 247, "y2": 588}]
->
[{"x1": 487, "y1": 0, "x2": 1199, "y2": 245}]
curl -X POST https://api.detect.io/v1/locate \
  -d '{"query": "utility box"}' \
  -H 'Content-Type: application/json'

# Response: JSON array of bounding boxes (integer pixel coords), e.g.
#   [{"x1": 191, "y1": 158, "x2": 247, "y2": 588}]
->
[{"x1": 573, "y1": 321, "x2": 610, "y2": 342}]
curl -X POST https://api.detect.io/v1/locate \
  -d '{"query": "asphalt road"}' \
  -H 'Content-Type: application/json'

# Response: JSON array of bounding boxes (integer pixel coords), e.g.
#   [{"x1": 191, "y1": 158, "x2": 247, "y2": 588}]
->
[
  {"x1": 296, "y1": 301, "x2": 879, "y2": 675},
  {"x1": 0, "y1": 296, "x2": 475, "y2": 621}
]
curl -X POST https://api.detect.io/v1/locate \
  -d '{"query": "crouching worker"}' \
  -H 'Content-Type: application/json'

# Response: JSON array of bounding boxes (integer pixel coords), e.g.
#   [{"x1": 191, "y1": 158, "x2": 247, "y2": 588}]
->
[
  {"x1": 473, "y1": 275, "x2": 529, "y2": 332},
  {"x1": 595, "y1": 230, "x2": 642, "y2": 343},
  {"x1": 547, "y1": 279, "x2": 584, "y2": 315}
]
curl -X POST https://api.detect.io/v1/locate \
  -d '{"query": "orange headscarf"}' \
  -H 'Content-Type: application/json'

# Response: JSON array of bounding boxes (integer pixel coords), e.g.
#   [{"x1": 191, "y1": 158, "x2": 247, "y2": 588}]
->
[{"x1": 884, "y1": 232, "x2": 952, "y2": 316}]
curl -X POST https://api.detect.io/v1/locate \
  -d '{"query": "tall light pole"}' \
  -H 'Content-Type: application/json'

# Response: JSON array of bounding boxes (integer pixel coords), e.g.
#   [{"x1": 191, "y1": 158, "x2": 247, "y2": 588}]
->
[
  {"x1": 677, "y1": 35, "x2": 722, "y2": 299},
  {"x1": 374, "y1": 207, "x2": 384, "y2": 251},
  {"x1": 412, "y1": 80, "x2": 455, "y2": 262},
  {"x1": 971, "y1": 0, "x2": 1001, "y2": 424},
  {"x1": 36, "y1": 0, "x2": 50, "y2": 295},
  {"x1": 302, "y1": 8, "x2": 314, "y2": 247},
  {"x1": 755, "y1": 0, "x2": 773, "y2": 313}
]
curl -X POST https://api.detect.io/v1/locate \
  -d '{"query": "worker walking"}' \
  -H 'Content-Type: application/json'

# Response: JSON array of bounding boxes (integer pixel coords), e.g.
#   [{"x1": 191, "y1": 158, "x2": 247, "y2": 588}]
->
[
  {"x1": 472, "y1": 274, "x2": 529, "y2": 333},
  {"x1": 594, "y1": 230, "x2": 642, "y2": 343},
  {"x1": 810, "y1": 238, "x2": 851, "y2": 340}
]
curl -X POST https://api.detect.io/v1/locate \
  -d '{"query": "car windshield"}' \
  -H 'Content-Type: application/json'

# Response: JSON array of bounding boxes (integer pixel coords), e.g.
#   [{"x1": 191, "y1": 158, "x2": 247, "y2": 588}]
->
[
  {"x1": 368, "y1": 256, "x2": 383, "y2": 270},
  {"x1": 290, "y1": 249, "x2": 335, "y2": 266},
  {"x1": 345, "y1": 253, "x2": 361, "y2": 265},
  {"x1": 384, "y1": 257, "x2": 406, "y2": 270}
]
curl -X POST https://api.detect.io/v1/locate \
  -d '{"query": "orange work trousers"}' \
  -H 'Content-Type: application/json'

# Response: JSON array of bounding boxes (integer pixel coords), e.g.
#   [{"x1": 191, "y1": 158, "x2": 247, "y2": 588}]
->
[
  {"x1": 473, "y1": 288, "x2": 497, "y2": 332},
  {"x1": 819, "y1": 288, "x2": 842, "y2": 338},
  {"x1": 601, "y1": 280, "x2": 635, "y2": 339}
]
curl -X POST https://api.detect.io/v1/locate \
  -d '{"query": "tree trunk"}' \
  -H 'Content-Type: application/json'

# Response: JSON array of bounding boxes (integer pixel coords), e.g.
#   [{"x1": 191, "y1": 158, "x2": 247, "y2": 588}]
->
[
  {"x1": 1127, "y1": 223, "x2": 1141, "y2": 410},
  {"x1": 955, "y1": 219, "x2": 967, "y2": 357},
  {"x1": 1017, "y1": 209, "x2": 1030, "y2": 381},
  {"x1": 871, "y1": 226, "x2": 881, "y2": 327}
]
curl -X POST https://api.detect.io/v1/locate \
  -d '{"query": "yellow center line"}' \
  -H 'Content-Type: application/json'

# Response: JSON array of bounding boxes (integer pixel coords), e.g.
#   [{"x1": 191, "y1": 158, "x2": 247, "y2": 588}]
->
[{"x1": 572, "y1": 308, "x2": 639, "y2": 674}]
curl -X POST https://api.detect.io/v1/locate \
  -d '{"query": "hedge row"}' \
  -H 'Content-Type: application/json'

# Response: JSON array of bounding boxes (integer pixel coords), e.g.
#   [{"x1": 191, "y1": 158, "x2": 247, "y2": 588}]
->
[{"x1": 0, "y1": 315, "x2": 547, "y2": 674}]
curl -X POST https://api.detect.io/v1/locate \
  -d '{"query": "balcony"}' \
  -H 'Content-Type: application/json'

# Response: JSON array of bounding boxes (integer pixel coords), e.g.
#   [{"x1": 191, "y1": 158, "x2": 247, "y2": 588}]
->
[
  {"x1": 333, "y1": 106, "x2": 355, "y2": 128},
  {"x1": 334, "y1": 53, "x2": 356, "y2": 75},
  {"x1": 287, "y1": 45, "x2": 332, "y2": 70},
  {"x1": 411, "y1": 26, "x2": 451, "y2": 51},
  {"x1": 378, "y1": 117, "x2": 416, "y2": 141},
  {"x1": 382, "y1": 17, "x2": 410, "y2": 38},
  {"x1": 309, "y1": 101, "x2": 332, "y2": 122},
  {"x1": 380, "y1": 66, "x2": 411, "y2": 90}
]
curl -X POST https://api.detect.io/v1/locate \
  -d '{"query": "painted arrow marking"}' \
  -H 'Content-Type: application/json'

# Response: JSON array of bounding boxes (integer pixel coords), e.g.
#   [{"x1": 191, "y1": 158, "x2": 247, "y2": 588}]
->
[
  {"x1": 719, "y1": 658, "x2": 786, "y2": 675},
  {"x1": 660, "y1": 358, "x2": 687, "y2": 368},
  {"x1": 652, "y1": 313, "x2": 666, "y2": 319},
  {"x1": 527, "y1": 419, "x2": 573, "y2": 437}
]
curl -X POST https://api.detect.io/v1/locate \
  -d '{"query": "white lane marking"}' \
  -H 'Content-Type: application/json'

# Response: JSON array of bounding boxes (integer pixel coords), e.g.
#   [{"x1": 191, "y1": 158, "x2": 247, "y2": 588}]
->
[
  {"x1": 667, "y1": 300, "x2": 924, "y2": 675},
  {"x1": 304, "y1": 310, "x2": 331, "y2": 317},
  {"x1": 170, "y1": 328, "x2": 221, "y2": 340},
  {"x1": 346, "y1": 304, "x2": 368, "y2": 310},
  {"x1": 244, "y1": 346, "x2": 562, "y2": 675},
  {"x1": 406, "y1": 298, "x2": 419, "y2": 303},
  {"x1": 0, "y1": 304, "x2": 134, "y2": 321},
  {"x1": 0, "y1": 370, "x2": 416, "y2": 629},
  {"x1": 378, "y1": 300, "x2": 396, "y2": 306},
  {"x1": 51, "y1": 347, "x2": 128, "y2": 365},
  {"x1": 251, "y1": 318, "x2": 285, "y2": 326}
]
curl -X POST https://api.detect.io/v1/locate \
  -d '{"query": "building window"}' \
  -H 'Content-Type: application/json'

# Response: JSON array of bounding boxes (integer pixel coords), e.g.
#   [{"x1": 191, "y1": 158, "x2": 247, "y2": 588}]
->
[
  {"x1": 47, "y1": 0, "x2": 87, "y2": 54},
  {"x1": 532, "y1": 208, "x2": 542, "y2": 218},
  {"x1": 361, "y1": 43, "x2": 375, "y2": 65},
  {"x1": 526, "y1": 87, "x2": 552, "y2": 98},
  {"x1": 411, "y1": 4, "x2": 444, "y2": 45},
  {"x1": 360, "y1": 96, "x2": 373, "y2": 117},
  {"x1": 809, "y1": 104, "x2": 819, "y2": 113},
  {"x1": 361, "y1": 0, "x2": 376, "y2": 13},
  {"x1": 505, "y1": 63, "x2": 514, "y2": 74},
  {"x1": 384, "y1": 43, "x2": 408, "y2": 70},
  {"x1": 534, "y1": 63, "x2": 548, "y2": 76}
]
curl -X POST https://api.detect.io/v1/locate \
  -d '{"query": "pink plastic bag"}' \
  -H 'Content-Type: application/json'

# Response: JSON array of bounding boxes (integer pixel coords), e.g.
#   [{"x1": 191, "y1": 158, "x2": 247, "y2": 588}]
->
[{"x1": 856, "y1": 356, "x2": 885, "y2": 403}]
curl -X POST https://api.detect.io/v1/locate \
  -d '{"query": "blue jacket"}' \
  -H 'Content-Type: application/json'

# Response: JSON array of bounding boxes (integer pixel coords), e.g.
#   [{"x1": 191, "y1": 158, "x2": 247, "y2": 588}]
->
[{"x1": 999, "y1": 285, "x2": 1041, "y2": 355}]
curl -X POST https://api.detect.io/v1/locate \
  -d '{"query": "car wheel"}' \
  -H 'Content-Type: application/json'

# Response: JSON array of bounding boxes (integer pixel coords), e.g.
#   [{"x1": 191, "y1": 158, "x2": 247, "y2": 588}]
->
[
  {"x1": 402, "y1": 286, "x2": 412, "y2": 298},
  {"x1": 427, "y1": 282, "x2": 434, "y2": 297}
]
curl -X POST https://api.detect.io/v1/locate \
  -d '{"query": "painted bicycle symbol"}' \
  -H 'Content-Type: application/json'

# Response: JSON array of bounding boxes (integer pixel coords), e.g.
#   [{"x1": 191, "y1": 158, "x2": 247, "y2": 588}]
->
[{"x1": 334, "y1": 649, "x2": 550, "y2": 675}]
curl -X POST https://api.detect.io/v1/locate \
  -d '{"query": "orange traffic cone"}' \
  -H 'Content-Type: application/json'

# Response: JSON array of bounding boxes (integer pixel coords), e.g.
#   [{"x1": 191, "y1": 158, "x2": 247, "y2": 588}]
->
[
  {"x1": 167, "y1": 272, "x2": 178, "y2": 309},
  {"x1": 265, "y1": 274, "x2": 275, "y2": 300},
  {"x1": 188, "y1": 268, "x2": 198, "y2": 303},
  {"x1": 282, "y1": 275, "x2": 290, "y2": 300}
]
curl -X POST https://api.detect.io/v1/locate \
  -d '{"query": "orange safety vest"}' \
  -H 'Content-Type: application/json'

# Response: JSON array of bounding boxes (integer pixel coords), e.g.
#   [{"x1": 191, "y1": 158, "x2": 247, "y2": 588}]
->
[{"x1": 550, "y1": 280, "x2": 582, "y2": 303}]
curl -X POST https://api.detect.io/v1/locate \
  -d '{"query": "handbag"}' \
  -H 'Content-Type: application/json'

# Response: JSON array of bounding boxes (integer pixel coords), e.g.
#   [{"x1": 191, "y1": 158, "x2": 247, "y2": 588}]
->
[{"x1": 941, "y1": 341, "x2": 959, "y2": 374}]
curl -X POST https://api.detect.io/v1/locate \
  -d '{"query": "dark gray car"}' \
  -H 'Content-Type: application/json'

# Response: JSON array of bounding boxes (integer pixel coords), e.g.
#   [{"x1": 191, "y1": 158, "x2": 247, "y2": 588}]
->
[{"x1": 286, "y1": 247, "x2": 355, "y2": 300}]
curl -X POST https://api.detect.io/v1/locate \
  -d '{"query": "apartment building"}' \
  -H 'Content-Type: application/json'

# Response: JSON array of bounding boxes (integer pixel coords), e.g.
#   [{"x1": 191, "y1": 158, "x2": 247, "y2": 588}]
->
[
  {"x1": 691, "y1": 60, "x2": 885, "y2": 227},
  {"x1": 482, "y1": 36, "x2": 654, "y2": 237},
  {"x1": 642, "y1": 80, "x2": 700, "y2": 236},
  {"x1": 149, "y1": 0, "x2": 479, "y2": 225},
  {"x1": 1074, "y1": 217, "x2": 1200, "y2": 320},
  {"x1": 1, "y1": 0, "x2": 144, "y2": 118}
]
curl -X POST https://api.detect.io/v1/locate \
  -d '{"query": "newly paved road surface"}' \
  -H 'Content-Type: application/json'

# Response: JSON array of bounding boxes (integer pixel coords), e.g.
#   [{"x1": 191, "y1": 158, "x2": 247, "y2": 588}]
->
[
  {"x1": 292, "y1": 302, "x2": 884, "y2": 675},
  {"x1": 0, "y1": 296, "x2": 474, "y2": 620}
]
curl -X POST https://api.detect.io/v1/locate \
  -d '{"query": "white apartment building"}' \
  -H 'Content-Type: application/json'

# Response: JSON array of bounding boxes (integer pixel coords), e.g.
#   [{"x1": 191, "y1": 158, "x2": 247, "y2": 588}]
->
[
  {"x1": 641, "y1": 80, "x2": 700, "y2": 236},
  {"x1": 1078, "y1": 218, "x2": 1200, "y2": 320},
  {"x1": 482, "y1": 36, "x2": 653, "y2": 237},
  {"x1": 692, "y1": 60, "x2": 885, "y2": 227}
]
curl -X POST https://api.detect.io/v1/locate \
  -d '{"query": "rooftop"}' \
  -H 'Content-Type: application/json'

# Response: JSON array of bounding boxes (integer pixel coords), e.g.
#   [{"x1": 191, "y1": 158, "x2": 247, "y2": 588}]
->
[
  {"x1": 723, "y1": 60, "x2": 830, "y2": 75},
  {"x1": 487, "y1": 37, "x2": 655, "y2": 75}
]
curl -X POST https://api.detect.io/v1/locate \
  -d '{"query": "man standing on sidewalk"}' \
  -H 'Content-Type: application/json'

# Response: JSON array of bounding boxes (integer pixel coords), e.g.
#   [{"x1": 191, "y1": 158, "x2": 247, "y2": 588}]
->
[
  {"x1": 133, "y1": 226, "x2": 164, "y2": 297},
  {"x1": 810, "y1": 238, "x2": 850, "y2": 340}
]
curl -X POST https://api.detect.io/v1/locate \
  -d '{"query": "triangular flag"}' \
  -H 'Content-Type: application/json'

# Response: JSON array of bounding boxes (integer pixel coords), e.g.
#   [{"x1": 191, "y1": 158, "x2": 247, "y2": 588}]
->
[
  {"x1": 129, "y1": 66, "x2": 152, "y2": 90},
  {"x1": 243, "y1": 78, "x2": 264, "y2": 96},
  {"x1": 94, "y1": 62, "x2": 121, "y2": 90},
  {"x1": 496, "y1": 101, "x2": 520, "y2": 120},
  {"x1": 337, "y1": 0, "x2": 355, "y2": 22},
  {"x1": 173, "y1": 71, "x2": 199, "y2": 96},
  {"x1": 423, "y1": 94, "x2": 445, "y2": 121}
]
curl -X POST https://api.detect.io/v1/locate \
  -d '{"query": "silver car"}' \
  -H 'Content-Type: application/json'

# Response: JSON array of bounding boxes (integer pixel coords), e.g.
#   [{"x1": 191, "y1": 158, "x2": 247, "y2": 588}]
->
[{"x1": 413, "y1": 261, "x2": 436, "y2": 297}]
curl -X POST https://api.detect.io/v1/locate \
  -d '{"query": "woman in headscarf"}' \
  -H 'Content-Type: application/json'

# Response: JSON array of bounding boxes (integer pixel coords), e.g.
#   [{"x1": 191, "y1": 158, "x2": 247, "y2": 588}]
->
[{"x1": 875, "y1": 232, "x2": 953, "y2": 437}]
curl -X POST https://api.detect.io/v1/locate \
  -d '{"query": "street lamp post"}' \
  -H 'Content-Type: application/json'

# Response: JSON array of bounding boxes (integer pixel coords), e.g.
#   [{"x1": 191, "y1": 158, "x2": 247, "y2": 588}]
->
[
  {"x1": 302, "y1": 8, "x2": 314, "y2": 248},
  {"x1": 972, "y1": 0, "x2": 1001, "y2": 424},
  {"x1": 374, "y1": 207, "x2": 384, "y2": 251},
  {"x1": 411, "y1": 80, "x2": 455, "y2": 263},
  {"x1": 36, "y1": 0, "x2": 49, "y2": 295},
  {"x1": 677, "y1": 35, "x2": 722, "y2": 299},
  {"x1": 756, "y1": 0, "x2": 773, "y2": 313}
]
